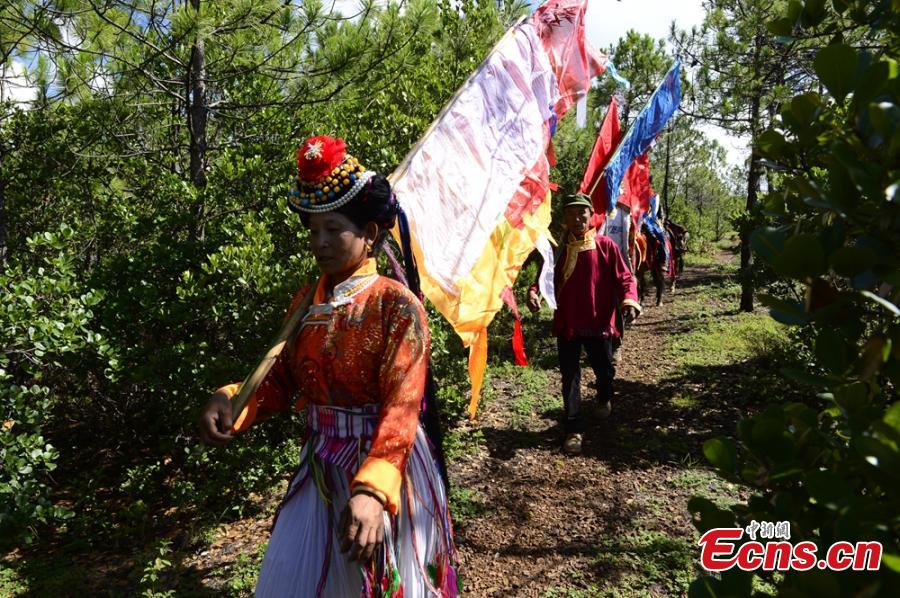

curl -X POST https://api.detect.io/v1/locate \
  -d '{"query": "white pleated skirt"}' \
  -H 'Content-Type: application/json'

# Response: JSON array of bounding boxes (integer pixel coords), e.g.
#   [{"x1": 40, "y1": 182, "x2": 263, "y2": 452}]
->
[{"x1": 255, "y1": 404, "x2": 457, "y2": 598}]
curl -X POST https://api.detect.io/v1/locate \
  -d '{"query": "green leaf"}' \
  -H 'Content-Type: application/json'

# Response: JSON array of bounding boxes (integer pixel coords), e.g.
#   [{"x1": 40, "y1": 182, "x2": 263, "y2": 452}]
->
[
  {"x1": 854, "y1": 60, "x2": 891, "y2": 107},
  {"x1": 767, "y1": 17, "x2": 794, "y2": 37},
  {"x1": 790, "y1": 569, "x2": 842, "y2": 597},
  {"x1": 774, "y1": 234, "x2": 826, "y2": 278},
  {"x1": 829, "y1": 245, "x2": 878, "y2": 276},
  {"x1": 804, "y1": 470, "x2": 847, "y2": 509},
  {"x1": 814, "y1": 43, "x2": 860, "y2": 100},
  {"x1": 703, "y1": 437, "x2": 737, "y2": 473},
  {"x1": 834, "y1": 382, "x2": 869, "y2": 411},
  {"x1": 789, "y1": 92, "x2": 823, "y2": 128},
  {"x1": 750, "y1": 418, "x2": 794, "y2": 463},
  {"x1": 884, "y1": 402, "x2": 900, "y2": 434},
  {"x1": 815, "y1": 328, "x2": 849, "y2": 374},
  {"x1": 781, "y1": 368, "x2": 834, "y2": 388},
  {"x1": 688, "y1": 495, "x2": 736, "y2": 531},
  {"x1": 883, "y1": 553, "x2": 900, "y2": 573},
  {"x1": 688, "y1": 577, "x2": 719, "y2": 598},
  {"x1": 719, "y1": 570, "x2": 753, "y2": 597},
  {"x1": 868, "y1": 101, "x2": 900, "y2": 138},
  {"x1": 750, "y1": 226, "x2": 787, "y2": 264},
  {"x1": 757, "y1": 129, "x2": 787, "y2": 158},
  {"x1": 801, "y1": 0, "x2": 827, "y2": 26},
  {"x1": 758, "y1": 294, "x2": 809, "y2": 325}
]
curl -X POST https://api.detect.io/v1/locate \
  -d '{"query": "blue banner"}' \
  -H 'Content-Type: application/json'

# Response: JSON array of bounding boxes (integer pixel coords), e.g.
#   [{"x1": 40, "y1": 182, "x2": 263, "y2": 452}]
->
[{"x1": 603, "y1": 59, "x2": 681, "y2": 211}]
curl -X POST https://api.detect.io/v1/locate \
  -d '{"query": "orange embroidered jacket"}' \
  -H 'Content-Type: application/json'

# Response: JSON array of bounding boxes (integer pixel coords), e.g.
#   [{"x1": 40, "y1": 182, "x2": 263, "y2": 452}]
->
[{"x1": 217, "y1": 259, "x2": 429, "y2": 514}]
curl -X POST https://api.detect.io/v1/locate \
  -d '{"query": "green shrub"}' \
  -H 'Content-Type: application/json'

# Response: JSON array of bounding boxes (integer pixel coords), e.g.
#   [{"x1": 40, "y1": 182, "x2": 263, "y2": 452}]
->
[
  {"x1": 690, "y1": 2, "x2": 900, "y2": 595},
  {"x1": 1, "y1": 225, "x2": 111, "y2": 543}
]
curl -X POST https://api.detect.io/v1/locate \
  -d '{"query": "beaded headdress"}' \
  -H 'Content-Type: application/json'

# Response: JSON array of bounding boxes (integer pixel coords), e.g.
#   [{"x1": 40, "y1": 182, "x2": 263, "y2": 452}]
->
[{"x1": 288, "y1": 135, "x2": 375, "y2": 214}]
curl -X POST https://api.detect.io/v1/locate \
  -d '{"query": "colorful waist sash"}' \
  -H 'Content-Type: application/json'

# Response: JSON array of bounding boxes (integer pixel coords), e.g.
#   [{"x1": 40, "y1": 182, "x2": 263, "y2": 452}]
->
[{"x1": 305, "y1": 404, "x2": 379, "y2": 474}]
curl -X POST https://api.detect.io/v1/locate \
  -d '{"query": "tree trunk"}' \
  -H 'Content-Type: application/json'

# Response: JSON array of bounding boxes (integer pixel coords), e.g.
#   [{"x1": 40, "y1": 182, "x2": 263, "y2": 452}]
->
[
  {"x1": 741, "y1": 100, "x2": 763, "y2": 312},
  {"x1": 697, "y1": 191, "x2": 703, "y2": 230},
  {"x1": 171, "y1": 97, "x2": 181, "y2": 175},
  {"x1": 714, "y1": 204, "x2": 721, "y2": 241},
  {"x1": 187, "y1": 0, "x2": 207, "y2": 240},
  {"x1": 684, "y1": 179, "x2": 699, "y2": 241},
  {"x1": 740, "y1": 33, "x2": 766, "y2": 313}
]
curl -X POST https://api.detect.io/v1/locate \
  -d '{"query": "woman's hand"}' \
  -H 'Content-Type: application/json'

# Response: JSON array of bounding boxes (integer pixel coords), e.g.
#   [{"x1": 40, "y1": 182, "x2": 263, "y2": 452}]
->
[
  {"x1": 622, "y1": 305, "x2": 639, "y2": 325},
  {"x1": 198, "y1": 391, "x2": 234, "y2": 447},
  {"x1": 339, "y1": 492, "x2": 385, "y2": 562}
]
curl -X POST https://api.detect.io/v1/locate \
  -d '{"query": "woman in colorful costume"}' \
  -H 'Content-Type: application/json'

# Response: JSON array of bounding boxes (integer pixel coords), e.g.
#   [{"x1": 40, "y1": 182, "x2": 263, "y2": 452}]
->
[{"x1": 198, "y1": 136, "x2": 457, "y2": 597}]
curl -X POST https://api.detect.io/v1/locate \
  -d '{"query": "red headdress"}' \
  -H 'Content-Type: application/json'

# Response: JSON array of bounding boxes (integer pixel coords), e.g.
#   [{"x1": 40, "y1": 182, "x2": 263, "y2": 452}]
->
[{"x1": 289, "y1": 135, "x2": 375, "y2": 214}]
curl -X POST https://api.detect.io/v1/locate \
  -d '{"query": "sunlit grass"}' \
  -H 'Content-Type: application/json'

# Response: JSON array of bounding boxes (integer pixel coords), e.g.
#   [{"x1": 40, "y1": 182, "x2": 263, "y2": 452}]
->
[
  {"x1": 667, "y1": 311, "x2": 789, "y2": 370},
  {"x1": 486, "y1": 363, "x2": 560, "y2": 430}
]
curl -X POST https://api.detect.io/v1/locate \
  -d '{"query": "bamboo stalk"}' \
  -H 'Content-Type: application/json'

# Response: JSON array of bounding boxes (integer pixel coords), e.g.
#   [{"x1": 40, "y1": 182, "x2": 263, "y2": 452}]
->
[{"x1": 588, "y1": 168, "x2": 607, "y2": 196}]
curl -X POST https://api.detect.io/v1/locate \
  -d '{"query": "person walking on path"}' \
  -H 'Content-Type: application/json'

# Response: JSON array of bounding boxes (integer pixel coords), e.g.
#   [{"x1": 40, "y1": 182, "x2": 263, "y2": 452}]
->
[
  {"x1": 198, "y1": 135, "x2": 457, "y2": 597},
  {"x1": 527, "y1": 193, "x2": 641, "y2": 455}
]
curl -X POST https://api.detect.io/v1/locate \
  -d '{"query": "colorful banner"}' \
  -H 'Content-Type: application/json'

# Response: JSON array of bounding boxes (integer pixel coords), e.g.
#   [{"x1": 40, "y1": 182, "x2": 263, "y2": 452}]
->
[
  {"x1": 579, "y1": 97, "x2": 622, "y2": 213},
  {"x1": 603, "y1": 59, "x2": 681, "y2": 210},
  {"x1": 500, "y1": 287, "x2": 529, "y2": 367},
  {"x1": 390, "y1": 0, "x2": 605, "y2": 418},
  {"x1": 619, "y1": 150, "x2": 651, "y2": 219}
]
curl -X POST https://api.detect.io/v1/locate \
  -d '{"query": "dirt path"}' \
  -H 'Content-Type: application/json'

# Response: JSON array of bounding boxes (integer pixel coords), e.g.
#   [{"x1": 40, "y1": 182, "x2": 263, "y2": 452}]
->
[{"x1": 450, "y1": 254, "x2": 749, "y2": 597}]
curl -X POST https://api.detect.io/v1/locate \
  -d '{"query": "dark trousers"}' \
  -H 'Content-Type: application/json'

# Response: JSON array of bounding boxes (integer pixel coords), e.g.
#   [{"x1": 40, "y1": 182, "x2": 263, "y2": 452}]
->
[{"x1": 557, "y1": 336, "x2": 615, "y2": 433}]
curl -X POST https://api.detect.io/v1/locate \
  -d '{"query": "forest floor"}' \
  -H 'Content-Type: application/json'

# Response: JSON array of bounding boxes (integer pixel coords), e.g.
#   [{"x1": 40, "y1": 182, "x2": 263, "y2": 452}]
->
[{"x1": 2, "y1": 247, "x2": 797, "y2": 596}]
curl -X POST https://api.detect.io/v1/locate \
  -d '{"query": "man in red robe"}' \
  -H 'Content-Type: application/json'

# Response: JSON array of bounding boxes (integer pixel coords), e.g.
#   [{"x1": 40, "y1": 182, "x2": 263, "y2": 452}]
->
[{"x1": 528, "y1": 194, "x2": 642, "y2": 455}]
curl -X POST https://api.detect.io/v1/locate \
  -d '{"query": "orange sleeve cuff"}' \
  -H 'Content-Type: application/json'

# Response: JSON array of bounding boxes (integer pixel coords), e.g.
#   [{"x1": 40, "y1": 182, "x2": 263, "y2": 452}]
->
[
  {"x1": 352, "y1": 457, "x2": 402, "y2": 515},
  {"x1": 215, "y1": 383, "x2": 257, "y2": 433},
  {"x1": 217, "y1": 383, "x2": 241, "y2": 398},
  {"x1": 621, "y1": 298, "x2": 642, "y2": 313}
]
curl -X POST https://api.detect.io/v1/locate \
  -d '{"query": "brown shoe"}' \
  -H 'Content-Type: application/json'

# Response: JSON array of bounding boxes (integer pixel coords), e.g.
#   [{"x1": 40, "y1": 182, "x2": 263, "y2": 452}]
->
[
  {"x1": 563, "y1": 433, "x2": 583, "y2": 455},
  {"x1": 598, "y1": 401, "x2": 612, "y2": 418}
]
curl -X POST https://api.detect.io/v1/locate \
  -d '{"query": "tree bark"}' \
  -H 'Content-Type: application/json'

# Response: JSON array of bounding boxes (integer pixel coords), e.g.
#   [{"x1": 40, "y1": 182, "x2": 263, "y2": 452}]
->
[
  {"x1": 715, "y1": 204, "x2": 721, "y2": 241},
  {"x1": 697, "y1": 191, "x2": 704, "y2": 229},
  {"x1": 740, "y1": 98, "x2": 763, "y2": 307},
  {"x1": 187, "y1": 0, "x2": 208, "y2": 240},
  {"x1": 740, "y1": 32, "x2": 766, "y2": 313}
]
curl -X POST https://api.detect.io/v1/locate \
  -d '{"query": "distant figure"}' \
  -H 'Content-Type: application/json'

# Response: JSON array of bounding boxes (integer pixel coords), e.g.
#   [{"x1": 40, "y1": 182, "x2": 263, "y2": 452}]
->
[
  {"x1": 527, "y1": 193, "x2": 641, "y2": 456},
  {"x1": 665, "y1": 220, "x2": 688, "y2": 275},
  {"x1": 637, "y1": 220, "x2": 676, "y2": 306}
]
